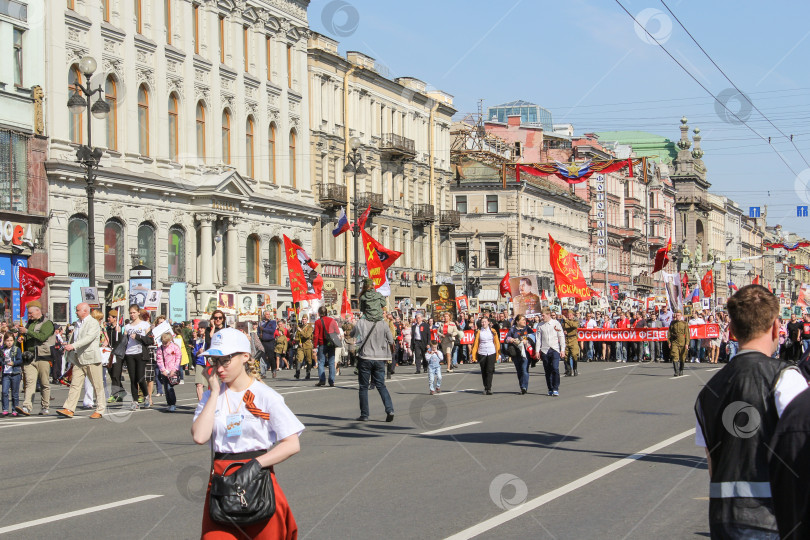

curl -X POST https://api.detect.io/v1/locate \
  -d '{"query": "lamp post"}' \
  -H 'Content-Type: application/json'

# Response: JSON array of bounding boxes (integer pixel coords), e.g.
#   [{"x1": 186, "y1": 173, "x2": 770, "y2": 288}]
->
[
  {"x1": 67, "y1": 55, "x2": 109, "y2": 288},
  {"x1": 342, "y1": 136, "x2": 368, "y2": 306}
]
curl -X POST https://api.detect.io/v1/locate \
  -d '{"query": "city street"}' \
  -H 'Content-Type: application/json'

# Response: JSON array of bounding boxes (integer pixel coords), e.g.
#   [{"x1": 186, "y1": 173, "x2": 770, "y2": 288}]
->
[{"x1": 0, "y1": 360, "x2": 712, "y2": 539}]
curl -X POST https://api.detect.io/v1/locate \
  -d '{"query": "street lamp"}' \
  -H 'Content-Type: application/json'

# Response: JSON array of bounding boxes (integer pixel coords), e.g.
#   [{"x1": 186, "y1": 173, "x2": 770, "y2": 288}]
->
[
  {"x1": 68, "y1": 55, "x2": 109, "y2": 288},
  {"x1": 343, "y1": 136, "x2": 368, "y2": 305}
]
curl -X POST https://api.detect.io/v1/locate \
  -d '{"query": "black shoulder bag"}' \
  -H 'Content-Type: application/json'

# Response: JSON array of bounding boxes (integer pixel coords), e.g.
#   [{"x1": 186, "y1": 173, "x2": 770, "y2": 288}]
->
[{"x1": 209, "y1": 457, "x2": 276, "y2": 525}]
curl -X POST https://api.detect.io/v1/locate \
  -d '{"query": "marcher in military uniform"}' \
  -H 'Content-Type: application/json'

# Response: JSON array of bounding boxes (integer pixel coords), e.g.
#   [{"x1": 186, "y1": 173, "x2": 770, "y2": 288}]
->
[
  {"x1": 295, "y1": 315, "x2": 314, "y2": 380},
  {"x1": 668, "y1": 310, "x2": 689, "y2": 376},
  {"x1": 561, "y1": 309, "x2": 581, "y2": 376}
]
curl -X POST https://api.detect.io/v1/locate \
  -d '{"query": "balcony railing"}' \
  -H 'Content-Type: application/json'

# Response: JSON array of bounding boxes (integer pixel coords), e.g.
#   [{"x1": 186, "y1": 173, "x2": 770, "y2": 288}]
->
[
  {"x1": 356, "y1": 192, "x2": 384, "y2": 214},
  {"x1": 318, "y1": 183, "x2": 347, "y2": 208},
  {"x1": 379, "y1": 133, "x2": 416, "y2": 158},
  {"x1": 438, "y1": 209, "x2": 460, "y2": 230},
  {"x1": 634, "y1": 274, "x2": 655, "y2": 289},
  {"x1": 412, "y1": 204, "x2": 435, "y2": 226}
]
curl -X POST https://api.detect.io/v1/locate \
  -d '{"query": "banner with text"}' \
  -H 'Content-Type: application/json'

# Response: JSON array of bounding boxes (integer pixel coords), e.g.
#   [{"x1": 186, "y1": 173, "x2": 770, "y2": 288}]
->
[{"x1": 577, "y1": 324, "x2": 719, "y2": 342}]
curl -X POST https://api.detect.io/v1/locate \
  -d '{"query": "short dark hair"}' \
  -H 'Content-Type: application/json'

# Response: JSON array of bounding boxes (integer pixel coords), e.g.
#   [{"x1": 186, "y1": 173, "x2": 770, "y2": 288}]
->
[
  {"x1": 318, "y1": 306, "x2": 327, "y2": 317},
  {"x1": 727, "y1": 284, "x2": 778, "y2": 344}
]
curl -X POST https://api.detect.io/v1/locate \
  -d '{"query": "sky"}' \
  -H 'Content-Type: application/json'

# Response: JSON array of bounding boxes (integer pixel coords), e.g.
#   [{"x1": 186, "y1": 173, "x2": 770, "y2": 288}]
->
[{"x1": 307, "y1": 0, "x2": 810, "y2": 237}]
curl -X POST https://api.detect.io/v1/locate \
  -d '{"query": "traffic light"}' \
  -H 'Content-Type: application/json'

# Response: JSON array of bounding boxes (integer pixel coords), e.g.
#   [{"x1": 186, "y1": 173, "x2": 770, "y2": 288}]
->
[
  {"x1": 471, "y1": 254, "x2": 478, "y2": 268},
  {"x1": 467, "y1": 277, "x2": 481, "y2": 297}
]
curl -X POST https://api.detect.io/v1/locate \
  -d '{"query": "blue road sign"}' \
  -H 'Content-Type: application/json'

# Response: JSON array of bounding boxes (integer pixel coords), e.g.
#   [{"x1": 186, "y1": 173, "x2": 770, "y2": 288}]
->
[
  {"x1": 749, "y1": 207, "x2": 761, "y2": 218},
  {"x1": 798, "y1": 206, "x2": 808, "y2": 217}
]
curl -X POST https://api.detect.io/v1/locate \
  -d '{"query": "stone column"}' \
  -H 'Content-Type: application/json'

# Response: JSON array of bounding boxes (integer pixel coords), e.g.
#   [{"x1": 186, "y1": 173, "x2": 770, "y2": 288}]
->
[
  {"x1": 197, "y1": 214, "x2": 215, "y2": 290},
  {"x1": 226, "y1": 216, "x2": 240, "y2": 289}
]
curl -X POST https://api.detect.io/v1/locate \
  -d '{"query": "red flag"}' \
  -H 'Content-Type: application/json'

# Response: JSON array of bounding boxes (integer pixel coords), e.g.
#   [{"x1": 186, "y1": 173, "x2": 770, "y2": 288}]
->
[
  {"x1": 340, "y1": 289, "x2": 352, "y2": 320},
  {"x1": 753, "y1": 275, "x2": 760, "y2": 285},
  {"x1": 361, "y1": 229, "x2": 402, "y2": 296},
  {"x1": 701, "y1": 269, "x2": 714, "y2": 297},
  {"x1": 540, "y1": 289, "x2": 547, "y2": 301},
  {"x1": 499, "y1": 272, "x2": 512, "y2": 297},
  {"x1": 652, "y1": 236, "x2": 672, "y2": 274},
  {"x1": 627, "y1": 158, "x2": 634, "y2": 178},
  {"x1": 356, "y1": 204, "x2": 371, "y2": 231},
  {"x1": 767, "y1": 281, "x2": 773, "y2": 293},
  {"x1": 19, "y1": 267, "x2": 55, "y2": 317},
  {"x1": 283, "y1": 235, "x2": 323, "y2": 303},
  {"x1": 548, "y1": 234, "x2": 595, "y2": 302}
]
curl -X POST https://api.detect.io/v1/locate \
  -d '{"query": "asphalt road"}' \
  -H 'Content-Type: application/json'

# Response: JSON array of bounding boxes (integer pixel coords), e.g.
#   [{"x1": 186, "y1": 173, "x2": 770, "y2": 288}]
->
[{"x1": 0, "y1": 358, "x2": 715, "y2": 539}]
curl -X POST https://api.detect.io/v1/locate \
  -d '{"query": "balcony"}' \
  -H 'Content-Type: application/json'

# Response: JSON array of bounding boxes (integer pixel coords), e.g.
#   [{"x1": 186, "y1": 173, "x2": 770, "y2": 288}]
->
[
  {"x1": 648, "y1": 235, "x2": 667, "y2": 248},
  {"x1": 379, "y1": 133, "x2": 416, "y2": 159},
  {"x1": 412, "y1": 204, "x2": 435, "y2": 226},
  {"x1": 624, "y1": 195, "x2": 642, "y2": 209},
  {"x1": 356, "y1": 192, "x2": 384, "y2": 214},
  {"x1": 318, "y1": 183, "x2": 347, "y2": 208},
  {"x1": 438, "y1": 209, "x2": 461, "y2": 230},
  {"x1": 633, "y1": 274, "x2": 655, "y2": 289}
]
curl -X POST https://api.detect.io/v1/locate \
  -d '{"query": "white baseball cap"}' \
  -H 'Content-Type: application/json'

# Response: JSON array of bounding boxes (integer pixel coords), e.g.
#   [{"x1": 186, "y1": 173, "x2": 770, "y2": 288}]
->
[{"x1": 202, "y1": 328, "x2": 251, "y2": 357}]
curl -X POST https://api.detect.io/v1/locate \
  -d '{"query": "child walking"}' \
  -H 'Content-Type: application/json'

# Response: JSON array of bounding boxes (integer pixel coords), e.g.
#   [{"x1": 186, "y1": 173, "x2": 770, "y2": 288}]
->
[
  {"x1": 155, "y1": 332, "x2": 181, "y2": 412},
  {"x1": 2, "y1": 333, "x2": 23, "y2": 416},
  {"x1": 426, "y1": 340, "x2": 443, "y2": 395}
]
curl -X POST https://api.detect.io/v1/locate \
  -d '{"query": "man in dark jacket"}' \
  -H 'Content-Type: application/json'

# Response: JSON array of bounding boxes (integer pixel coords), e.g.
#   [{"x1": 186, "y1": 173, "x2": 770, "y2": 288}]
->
[
  {"x1": 313, "y1": 306, "x2": 339, "y2": 387},
  {"x1": 105, "y1": 309, "x2": 125, "y2": 402},
  {"x1": 17, "y1": 301, "x2": 55, "y2": 416},
  {"x1": 411, "y1": 313, "x2": 430, "y2": 374},
  {"x1": 257, "y1": 310, "x2": 278, "y2": 377}
]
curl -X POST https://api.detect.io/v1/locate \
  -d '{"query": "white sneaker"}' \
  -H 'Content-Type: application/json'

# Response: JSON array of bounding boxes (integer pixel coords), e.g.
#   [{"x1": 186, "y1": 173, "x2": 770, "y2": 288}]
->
[{"x1": 178, "y1": 381, "x2": 185, "y2": 385}]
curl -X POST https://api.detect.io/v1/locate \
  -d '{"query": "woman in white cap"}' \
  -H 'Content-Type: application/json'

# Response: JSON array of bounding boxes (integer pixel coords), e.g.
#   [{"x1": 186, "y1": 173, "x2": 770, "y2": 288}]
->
[{"x1": 192, "y1": 328, "x2": 304, "y2": 539}]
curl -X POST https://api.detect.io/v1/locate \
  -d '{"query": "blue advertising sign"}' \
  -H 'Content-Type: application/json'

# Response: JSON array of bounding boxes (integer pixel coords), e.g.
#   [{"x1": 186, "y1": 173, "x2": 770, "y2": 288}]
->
[
  {"x1": 169, "y1": 282, "x2": 187, "y2": 322},
  {"x1": 11, "y1": 255, "x2": 27, "y2": 288},
  {"x1": 12, "y1": 290, "x2": 22, "y2": 323},
  {"x1": 0, "y1": 255, "x2": 12, "y2": 288},
  {"x1": 69, "y1": 278, "x2": 89, "y2": 324}
]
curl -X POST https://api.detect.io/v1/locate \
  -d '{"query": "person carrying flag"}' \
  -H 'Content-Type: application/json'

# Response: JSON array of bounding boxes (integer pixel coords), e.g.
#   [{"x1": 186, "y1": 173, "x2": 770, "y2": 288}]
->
[{"x1": 668, "y1": 310, "x2": 690, "y2": 376}]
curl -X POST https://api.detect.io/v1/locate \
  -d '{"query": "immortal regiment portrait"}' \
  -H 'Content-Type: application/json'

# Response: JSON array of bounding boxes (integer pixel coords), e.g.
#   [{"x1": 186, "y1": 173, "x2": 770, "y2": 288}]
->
[
  {"x1": 431, "y1": 284, "x2": 456, "y2": 318},
  {"x1": 509, "y1": 275, "x2": 541, "y2": 316}
]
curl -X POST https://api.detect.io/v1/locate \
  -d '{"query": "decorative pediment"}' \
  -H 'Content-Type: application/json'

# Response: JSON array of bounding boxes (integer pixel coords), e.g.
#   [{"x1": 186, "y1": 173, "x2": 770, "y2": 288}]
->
[
  {"x1": 265, "y1": 16, "x2": 281, "y2": 32},
  {"x1": 217, "y1": 0, "x2": 236, "y2": 12},
  {"x1": 192, "y1": 170, "x2": 252, "y2": 200}
]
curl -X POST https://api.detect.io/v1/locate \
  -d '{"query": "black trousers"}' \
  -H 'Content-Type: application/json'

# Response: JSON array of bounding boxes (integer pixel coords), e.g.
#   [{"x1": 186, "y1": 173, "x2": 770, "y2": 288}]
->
[
  {"x1": 261, "y1": 341, "x2": 277, "y2": 371},
  {"x1": 108, "y1": 356, "x2": 125, "y2": 396},
  {"x1": 478, "y1": 353, "x2": 496, "y2": 391},
  {"x1": 124, "y1": 353, "x2": 147, "y2": 400},
  {"x1": 413, "y1": 344, "x2": 427, "y2": 372}
]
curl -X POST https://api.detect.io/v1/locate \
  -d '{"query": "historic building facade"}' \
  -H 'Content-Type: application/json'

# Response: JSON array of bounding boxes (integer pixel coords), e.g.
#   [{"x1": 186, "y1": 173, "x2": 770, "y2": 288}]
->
[{"x1": 43, "y1": 0, "x2": 315, "y2": 322}]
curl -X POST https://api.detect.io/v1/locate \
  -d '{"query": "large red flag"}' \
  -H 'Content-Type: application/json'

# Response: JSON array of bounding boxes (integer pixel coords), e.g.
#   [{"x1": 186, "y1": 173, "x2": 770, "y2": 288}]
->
[
  {"x1": 652, "y1": 237, "x2": 672, "y2": 274},
  {"x1": 701, "y1": 269, "x2": 714, "y2": 297},
  {"x1": 548, "y1": 234, "x2": 595, "y2": 302},
  {"x1": 499, "y1": 272, "x2": 512, "y2": 297},
  {"x1": 283, "y1": 235, "x2": 323, "y2": 303},
  {"x1": 361, "y1": 229, "x2": 402, "y2": 296},
  {"x1": 19, "y1": 267, "x2": 55, "y2": 317},
  {"x1": 340, "y1": 289, "x2": 352, "y2": 320},
  {"x1": 752, "y1": 275, "x2": 760, "y2": 285}
]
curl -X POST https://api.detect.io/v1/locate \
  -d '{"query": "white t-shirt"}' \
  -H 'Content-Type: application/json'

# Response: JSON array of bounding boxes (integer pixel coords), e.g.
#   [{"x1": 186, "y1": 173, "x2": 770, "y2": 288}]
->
[
  {"x1": 194, "y1": 380, "x2": 305, "y2": 454},
  {"x1": 123, "y1": 320, "x2": 151, "y2": 355},
  {"x1": 477, "y1": 328, "x2": 496, "y2": 356},
  {"x1": 3, "y1": 348, "x2": 11, "y2": 374},
  {"x1": 586, "y1": 319, "x2": 597, "y2": 329}
]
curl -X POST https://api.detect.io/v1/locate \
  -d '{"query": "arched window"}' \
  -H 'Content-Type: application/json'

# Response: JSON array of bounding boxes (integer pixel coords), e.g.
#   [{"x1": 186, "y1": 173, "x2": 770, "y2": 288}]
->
[
  {"x1": 68, "y1": 66, "x2": 82, "y2": 144},
  {"x1": 168, "y1": 93, "x2": 179, "y2": 161},
  {"x1": 104, "y1": 219, "x2": 124, "y2": 277},
  {"x1": 289, "y1": 129, "x2": 296, "y2": 188},
  {"x1": 105, "y1": 76, "x2": 117, "y2": 150},
  {"x1": 196, "y1": 101, "x2": 206, "y2": 160},
  {"x1": 137, "y1": 222, "x2": 156, "y2": 269},
  {"x1": 246, "y1": 234, "x2": 260, "y2": 283},
  {"x1": 168, "y1": 225, "x2": 185, "y2": 281},
  {"x1": 138, "y1": 85, "x2": 150, "y2": 156},
  {"x1": 68, "y1": 215, "x2": 88, "y2": 275},
  {"x1": 268, "y1": 237, "x2": 281, "y2": 285},
  {"x1": 268, "y1": 122, "x2": 276, "y2": 184},
  {"x1": 221, "y1": 109, "x2": 231, "y2": 164},
  {"x1": 245, "y1": 116, "x2": 255, "y2": 178}
]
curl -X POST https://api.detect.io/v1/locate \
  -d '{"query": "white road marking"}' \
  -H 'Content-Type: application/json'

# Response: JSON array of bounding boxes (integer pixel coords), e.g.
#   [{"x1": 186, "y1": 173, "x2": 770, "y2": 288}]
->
[
  {"x1": 444, "y1": 429, "x2": 696, "y2": 540},
  {"x1": 435, "y1": 389, "x2": 475, "y2": 396},
  {"x1": 586, "y1": 391, "x2": 617, "y2": 398},
  {"x1": 669, "y1": 374, "x2": 690, "y2": 380},
  {"x1": 420, "y1": 421, "x2": 482, "y2": 436},
  {"x1": 0, "y1": 495, "x2": 163, "y2": 534},
  {"x1": 706, "y1": 367, "x2": 722, "y2": 372},
  {"x1": 604, "y1": 365, "x2": 632, "y2": 370}
]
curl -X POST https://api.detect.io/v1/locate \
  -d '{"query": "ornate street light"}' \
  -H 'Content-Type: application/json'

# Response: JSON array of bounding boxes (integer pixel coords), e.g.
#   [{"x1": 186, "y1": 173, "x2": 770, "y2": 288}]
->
[{"x1": 343, "y1": 136, "x2": 368, "y2": 305}]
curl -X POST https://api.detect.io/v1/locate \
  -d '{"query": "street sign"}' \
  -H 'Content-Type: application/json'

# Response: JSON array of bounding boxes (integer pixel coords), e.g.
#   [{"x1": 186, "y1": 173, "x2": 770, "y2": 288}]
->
[
  {"x1": 749, "y1": 207, "x2": 760, "y2": 218},
  {"x1": 798, "y1": 206, "x2": 808, "y2": 217}
]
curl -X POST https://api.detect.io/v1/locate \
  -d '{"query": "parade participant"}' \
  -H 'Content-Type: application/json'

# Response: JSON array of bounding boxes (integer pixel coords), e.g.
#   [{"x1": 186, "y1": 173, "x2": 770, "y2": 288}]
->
[
  {"x1": 513, "y1": 278, "x2": 540, "y2": 317},
  {"x1": 505, "y1": 315, "x2": 531, "y2": 394},
  {"x1": 205, "y1": 310, "x2": 227, "y2": 350},
  {"x1": 583, "y1": 312, "x2": 597, "y2": 362},
  {"x1": 668, "y1": 310, "x2": 689, "y2": 377},
  {"x1": 313, "y1": 306, "x2": 339, "y2": 387},
  {"x1": 294, "y1": 315, "x2": 314, "y2": 380},
  {"x1": 471, "y1": 316, "x2": 500, "y2": 395},
  {"x1": 341, "y1": 319, "x2": 356, "y2": 368},
  {"x1": 425, "y1": 340, "x2": 443, "y2": 394},
  {"x1": 156, "y1": 331, "x2": 180, "y2": 412},
  {"x1": 411, "y1": 313, "x2": 430, "y2": 374},
  {"x1": 561, "y1": 310, "x2": 580, "y2": 376},
  {"x1": 105, "y1": 310, "x2": 125, "y2": 402},
  {"x1": 706, "y1": 314, "x2": 720, "y2": 364},
  {"x1": 257, "y1": 310, "x2": 278, "y2": 378},
  {"x1": 1, "y1": 332, "x2": 23, "y2": 416},
  {"x1": 614, "y1": 310, "x2": 629, "y2": 362},
  {"x1": 401, "y1": 318, "x2": 412, "y2": 365},
  {"x1": 786, "y1": 312, "x2": 802, "y2": 362},
  {"x1": 56, "y1": 303, "x2": 106, "y2": 419},
  {"x1": 359, "y1": 278, "x2": 386, "y2": 322},
  {"x1": 351, "y1": 302, "x2": 395, "y2": 422},
  {"x1": 79, "y1": 309, "x2": 110, "y2": 409},
  {"x1": 275, "y1": 320, "x2": 289, "y2": 369},
  {"x1": 439, "y1": 312, "x2": 459, "y2": 373},
  {"x1": 52, "y1": 326, "x2": 66, "y2": 383},
  {"x1": 689, "y1": 311, "x2": 706, "y2": 363},
  {"x1": 535, "y1": 307, "x2": 565, "y2": 396},
  {"x1": 140, "y1": 310, "x2": 157, "y2": 408},
  {"x1": 16, "y1": 301, "x2": 55, "y2": 416},
  {"x1": 194, "y1": 330, "x2": 208, "y2": 401},
  {"x1": 192, "y1": 328, "x2": 304, "y2": 539},
  {"x1": 122, "y1": 305, "x2": 149, "y2": 409},
  {"x1": 695, "y1": 285, "x2": 807, "y2": 539}
]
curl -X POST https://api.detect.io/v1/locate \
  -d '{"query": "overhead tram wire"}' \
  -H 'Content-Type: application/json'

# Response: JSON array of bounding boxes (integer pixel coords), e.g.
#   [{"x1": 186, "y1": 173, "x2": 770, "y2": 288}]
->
[
  {"x1": 615, "y1": 0, "x2": 799, "y2": 176},
  {"x1": 660, "y1": 0, "x2": 810, "y2": 169}
]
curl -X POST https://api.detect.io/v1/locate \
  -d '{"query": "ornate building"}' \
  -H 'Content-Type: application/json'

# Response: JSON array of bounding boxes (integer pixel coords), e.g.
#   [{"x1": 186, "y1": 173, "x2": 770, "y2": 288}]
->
[{"x1": 44, "y1": 0, "x2": 315, "y2": 322}]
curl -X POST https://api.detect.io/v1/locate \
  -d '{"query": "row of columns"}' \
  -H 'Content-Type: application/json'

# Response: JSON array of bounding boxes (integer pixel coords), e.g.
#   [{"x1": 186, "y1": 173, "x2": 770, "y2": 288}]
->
[{"x1": 197, "y1": 213, "x2": 240, "y2": 291}]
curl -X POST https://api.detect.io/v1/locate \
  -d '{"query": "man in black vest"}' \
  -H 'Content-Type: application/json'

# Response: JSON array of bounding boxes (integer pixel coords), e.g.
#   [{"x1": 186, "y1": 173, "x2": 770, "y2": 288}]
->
[
  {"x1": 411, "y1": 313, "x2": 430, "y2": 374},
  {"x1": 257, "y1": 310, "x2": 278, "y2": 378},
  {"x1": 694, "y1": 284, "x2": 807, "y2": 539},
  {"x1": 17, "y1": 301, "x2": 55, "y2": 416}
]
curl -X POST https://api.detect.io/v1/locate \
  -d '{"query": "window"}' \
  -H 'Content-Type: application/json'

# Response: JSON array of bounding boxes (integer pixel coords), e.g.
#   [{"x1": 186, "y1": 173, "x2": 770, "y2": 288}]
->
[
  {"x1": 168, "y1": 226, "x2": 185, "y2": 280},
  {"x1": 245, "y1": 117, "x2": 254, "y2": 178},
  {"x1": 243, "y1": 26, "x2": 249, "y2": 72},
  {"x1": 219, "y1": 15, "x2": 225, "y2": 64},
  {"x1": 135, "y1": 0, "x2": 142, "y2": 34},
  {"x1": 221, "y1": 110, "x2": 231, "y2": 164},
  {"x1": 102, "y1": 0, "x2": 110, "y2": 22},
  {"x1": 67, "y1": 0, "x2": 74, "y2": 9},
  {"x1": 68, "y1": 215, "x2": 88, "y2": 275},
  {"x1": 543, "y1": 205, "x2": 554, "y2": 216},
  {"x1": 163, "y1": 0, "x2": 172, "y2": 44},
  {"x1": 105, "y1": 77, "x2": 117, "y2": 150},
  {"x1": 104, "y1": 220, "x2": 124, "y2": 276},
  {"x1": 246, "y1": 235, "x2": 259, "y2": 283},
  {"x1": 486, "y1": 242, "x2": 499, "y2": 268},
  {"x1": 193, "y1": 4, "x2": 200, "y2": 54},
  {"x1": 624, "y1": 210, "x2": 630, "y2": 229},
  {"x1": 486, "y1": 195, "x2": 498, "y2": 213},
  {"x1": 137, "y1": 222, "x2": 156, "y2": 270},
  {"x1": 268, "y1": 123, "x2": 276, "y2": 184},
  {"x1": 455, "y1": 195, "x2": 467, "y2": 214},
  {"x1": 13, "y1": 28, "x2": 23, "y2": 87},
  {"x1": 455, "y1": 243, "x2": 468, "y2": 264},
  {"x1": 266, "y1": 36, "x2": 272, "y2": 81},
  {"x1": 168, "y1": 94, "x2": 179, "y2": 161},
  {"x1": 268, "y1": 237, "x2": 281, "y2": 284},
  {"x1": 68, "y1": 66, "x2": 82, "y2": 144},
  {"x1": 624, "y1": 181, "x2": 630, "y2": 198},
  {"x1": 196, "y1": 102, "x2": 206, "y2": 159},
  {"x1": 514, "y1": 141, "x2": 521, "y2": 157},
  {"x1": 138, "y1": 85, "x2": 149, "y2": 155},
  {"x1": 0, "y1": 130, "x2": 28, "y2": 212},
  {"x1": 289, "y1": 129, "x2": 296, "y2": 187},
  {"x1": 286, "y1": 44, "x2": 292, "y2": 88}
]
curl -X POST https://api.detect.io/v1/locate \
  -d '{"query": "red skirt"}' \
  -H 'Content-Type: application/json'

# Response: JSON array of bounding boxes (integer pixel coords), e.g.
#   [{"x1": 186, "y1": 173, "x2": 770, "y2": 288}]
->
[{"x1": 201, "y1": 457, "x2": 298, "y2": 540}]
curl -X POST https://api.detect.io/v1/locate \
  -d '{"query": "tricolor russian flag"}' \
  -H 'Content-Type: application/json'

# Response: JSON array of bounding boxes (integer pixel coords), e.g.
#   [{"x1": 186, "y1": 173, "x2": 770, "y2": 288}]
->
[
  {"x1": 691, "y1": 286, "x2": 700, "y2": 302},
  {"x1": 727, "y1": 280, "x2": 738, "y2": 293},
  {"x1": 332, "y1": 207, "x2": 352, "y2": 237}
]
